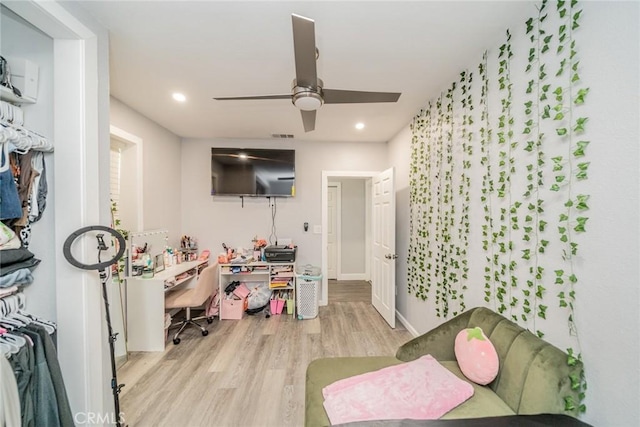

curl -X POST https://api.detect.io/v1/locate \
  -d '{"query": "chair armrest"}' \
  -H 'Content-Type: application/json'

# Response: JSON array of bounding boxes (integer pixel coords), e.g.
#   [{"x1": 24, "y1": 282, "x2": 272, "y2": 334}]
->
[{"x1": 395, "y1": 308, "x2": 476, "y2": 362}]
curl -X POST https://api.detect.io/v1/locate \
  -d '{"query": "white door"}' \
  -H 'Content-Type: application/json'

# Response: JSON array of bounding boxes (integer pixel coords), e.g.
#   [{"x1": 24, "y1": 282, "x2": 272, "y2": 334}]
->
[
  {"x1": 372, "y1": 168, "x2": 396, "y2": 328},
  {"x1": 327, "y1": 185, "x2": 338, "y2": 279}
]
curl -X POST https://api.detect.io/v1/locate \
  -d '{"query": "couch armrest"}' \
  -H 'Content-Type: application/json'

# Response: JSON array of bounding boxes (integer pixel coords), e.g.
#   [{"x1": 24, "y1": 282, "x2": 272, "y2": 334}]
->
[{"x1": 395, "y1": 308, "x2": 476, "y2": 362}]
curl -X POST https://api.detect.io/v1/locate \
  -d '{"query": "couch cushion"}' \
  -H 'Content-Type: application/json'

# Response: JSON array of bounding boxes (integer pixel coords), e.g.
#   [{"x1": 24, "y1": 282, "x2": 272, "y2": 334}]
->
[
  {"x1": 439, "y1": 361, "x2": 515, "y2": 419},
  {"x1": 306, "y1": 357, "x2": 402, "y2": 427}
]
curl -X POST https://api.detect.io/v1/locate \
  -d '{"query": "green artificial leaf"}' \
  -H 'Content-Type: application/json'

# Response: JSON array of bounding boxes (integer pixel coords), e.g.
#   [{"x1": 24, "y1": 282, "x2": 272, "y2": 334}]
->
[
  {"x1": 574, "y1": 88, "x2": 590, "y2": 105},
  {"x1": 574, "y1": 217, "x2": 589, "y2": 232},
  {"x1": 574, "y1": 140, "x2": 590, "y2": 157},
  {"x1": 542, "y1": 105, "x2": 551, "y2": 119},
  {"x1": 557, "y1": 128, "x2": 568, "y2": 136},
  {"x1": 554, "y1": 112, "x2": 565, "y2": 120},
  {"x1": 526, "y1": 18, "x2": 534, "y2": 34}
]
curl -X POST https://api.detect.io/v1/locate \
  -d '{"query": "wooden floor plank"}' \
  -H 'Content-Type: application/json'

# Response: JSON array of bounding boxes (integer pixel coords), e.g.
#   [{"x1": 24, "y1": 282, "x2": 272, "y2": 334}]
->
[{"x1": 118, "y1": 280, "x2": 412, "y2": 426}]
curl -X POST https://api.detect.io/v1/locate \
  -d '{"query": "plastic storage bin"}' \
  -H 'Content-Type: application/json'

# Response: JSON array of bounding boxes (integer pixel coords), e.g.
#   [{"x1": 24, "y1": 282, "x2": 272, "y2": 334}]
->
[
  {"x1": 296, "y1": 264, "x2": 321, "y2": 276},
  {"x1": 296, "y1": 273, "x2": 321, "y2": 319}
]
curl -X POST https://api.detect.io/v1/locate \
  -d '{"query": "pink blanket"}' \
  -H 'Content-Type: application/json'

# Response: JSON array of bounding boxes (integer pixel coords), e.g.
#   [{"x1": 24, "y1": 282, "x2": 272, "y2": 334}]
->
[{"x1": 322, "y1": 355, "x2": 474, "y2": 425}]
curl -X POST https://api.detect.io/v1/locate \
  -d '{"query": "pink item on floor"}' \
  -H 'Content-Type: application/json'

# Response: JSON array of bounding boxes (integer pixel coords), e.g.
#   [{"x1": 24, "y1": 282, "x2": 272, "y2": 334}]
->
[{"x1": 322, "y1": 354, "x2": 474, "y2": 425}]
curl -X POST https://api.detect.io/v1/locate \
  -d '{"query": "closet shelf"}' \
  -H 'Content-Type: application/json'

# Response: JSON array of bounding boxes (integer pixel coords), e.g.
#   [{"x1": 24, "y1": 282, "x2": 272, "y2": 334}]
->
[{"x1": 0, "y1": 85, "x2": 35, "y2": 104}]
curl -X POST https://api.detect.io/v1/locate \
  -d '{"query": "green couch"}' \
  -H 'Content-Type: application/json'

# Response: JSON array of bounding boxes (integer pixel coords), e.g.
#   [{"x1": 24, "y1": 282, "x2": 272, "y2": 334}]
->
[{"x1": 305, "y1": 307, "x2": 583, "y2": 427}]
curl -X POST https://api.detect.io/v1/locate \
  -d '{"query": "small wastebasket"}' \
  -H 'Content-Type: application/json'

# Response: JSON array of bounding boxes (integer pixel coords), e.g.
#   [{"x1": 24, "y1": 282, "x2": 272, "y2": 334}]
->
[{"x1": 296, "y1": 266, "x2": 321, "y2": 319}]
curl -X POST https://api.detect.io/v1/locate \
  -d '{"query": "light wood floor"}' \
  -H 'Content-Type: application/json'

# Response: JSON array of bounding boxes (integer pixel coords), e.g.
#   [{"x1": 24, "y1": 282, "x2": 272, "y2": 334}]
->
[{"x1": 117, "y1": 281, "x2": 411, "y2": 426}]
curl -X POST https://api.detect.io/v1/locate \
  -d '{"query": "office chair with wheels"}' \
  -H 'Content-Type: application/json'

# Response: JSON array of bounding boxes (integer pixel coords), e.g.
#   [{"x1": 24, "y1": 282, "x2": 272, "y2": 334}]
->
[{"x1": 165, "y1": 262, "x2": 218, "y2": 344}]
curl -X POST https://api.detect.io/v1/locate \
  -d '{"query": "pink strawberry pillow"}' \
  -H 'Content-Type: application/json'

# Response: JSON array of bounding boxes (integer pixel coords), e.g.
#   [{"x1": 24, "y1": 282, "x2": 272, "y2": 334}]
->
[{"x1": 454, "y1": 327, "x2": 499, "y2": 385}]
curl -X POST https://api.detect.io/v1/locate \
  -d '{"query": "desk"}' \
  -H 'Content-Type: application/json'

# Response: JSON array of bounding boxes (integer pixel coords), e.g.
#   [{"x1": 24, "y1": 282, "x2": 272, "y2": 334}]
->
[{"x1": 127, "y1": 259, "x2": 208, "y2": 351}]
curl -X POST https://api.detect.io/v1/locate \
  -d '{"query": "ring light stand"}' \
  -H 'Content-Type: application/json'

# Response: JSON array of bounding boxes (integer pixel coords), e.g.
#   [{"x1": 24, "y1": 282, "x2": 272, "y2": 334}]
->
[{"x1": 63, "y1": 226, "x2": 127, "y2": 427}]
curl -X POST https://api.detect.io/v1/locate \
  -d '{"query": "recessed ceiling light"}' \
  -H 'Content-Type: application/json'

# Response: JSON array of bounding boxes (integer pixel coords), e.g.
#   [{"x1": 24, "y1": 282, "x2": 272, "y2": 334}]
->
[
  {"x1": 172, "y1": 92, "x2": 186, "y2": 102},
  {"x1": 355, "y1": 122, "x2": 365, "y2": 130}
]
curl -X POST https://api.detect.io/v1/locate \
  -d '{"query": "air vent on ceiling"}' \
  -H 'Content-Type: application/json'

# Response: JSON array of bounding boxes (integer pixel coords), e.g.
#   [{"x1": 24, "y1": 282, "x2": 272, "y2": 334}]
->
[{"x1": 271, "y1": 133, "x2": 295, "y2": 139}]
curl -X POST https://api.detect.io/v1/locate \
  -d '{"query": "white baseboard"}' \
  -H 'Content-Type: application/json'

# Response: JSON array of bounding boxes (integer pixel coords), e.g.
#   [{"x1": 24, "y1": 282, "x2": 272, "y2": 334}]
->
[
  {"x1": 338, "y1": 273, "x2": 367, "y2": 281},
  {"x1": 396, "y1": 310, "x2": 419, "y2": 337}
]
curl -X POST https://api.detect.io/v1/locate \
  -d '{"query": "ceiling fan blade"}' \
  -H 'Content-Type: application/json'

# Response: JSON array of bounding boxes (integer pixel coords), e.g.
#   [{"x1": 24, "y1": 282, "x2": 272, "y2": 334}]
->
[
  {"x1": 213, "y1": 94, "x2": 291, "y2": 101},
  {"x1": 291, "y1": 14, "x2": 317, "y2": 88},
  {"x1": 300, "y1": 110, "x2": 316, "y2": 132},
  {"x1": 323, "y1": 89, "x2": 401, "y2": 104}
]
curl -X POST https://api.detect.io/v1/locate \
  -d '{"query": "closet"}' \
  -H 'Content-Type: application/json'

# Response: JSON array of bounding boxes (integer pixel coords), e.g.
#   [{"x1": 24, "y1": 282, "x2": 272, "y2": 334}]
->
[
  {"x1": 0, "y1": 5, "x2": 76, "y2": 425},
  {"x1": 1, "y1": 1, "x2": 114, "y2": 422}
]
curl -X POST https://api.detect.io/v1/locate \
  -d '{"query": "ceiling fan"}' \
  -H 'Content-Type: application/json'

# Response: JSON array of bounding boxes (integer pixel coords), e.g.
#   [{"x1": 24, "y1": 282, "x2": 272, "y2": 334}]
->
[{"x1": 213, "y1": 14, "x2": 401, "y2": 132}]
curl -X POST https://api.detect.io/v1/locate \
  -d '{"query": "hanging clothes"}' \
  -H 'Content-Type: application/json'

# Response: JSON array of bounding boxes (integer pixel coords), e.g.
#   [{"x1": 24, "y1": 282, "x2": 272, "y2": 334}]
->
[
  {"x1": 18, "y1": 327, "x2": 59, "y2": 427},
  {"x1": 0, "y1": 354, "x2": 22, "y2": 427},
  {"x1": 0, "y1": 142, "x2": 22, "y2": 221},
  {"x1": 1, "y1": 297, "x2": 72, "y2": 427},
  {"x1": 6, "y1": 341, "x2": 35, "y2": 427},
  {"x1": 28, "y1": 153, "x2": 47, "y2": 224},
  {"x1": 24, "y1": 324, "x2": 73, "y2": 427}
]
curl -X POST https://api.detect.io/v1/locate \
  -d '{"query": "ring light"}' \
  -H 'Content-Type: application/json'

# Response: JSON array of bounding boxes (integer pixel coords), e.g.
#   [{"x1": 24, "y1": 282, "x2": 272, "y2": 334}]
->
[
  {"x1": 63, "y1": 225, "x2": 128, "y2": 427},
  {"x1": 63, "y1": 225, "x2": 126, "y2": 271}
]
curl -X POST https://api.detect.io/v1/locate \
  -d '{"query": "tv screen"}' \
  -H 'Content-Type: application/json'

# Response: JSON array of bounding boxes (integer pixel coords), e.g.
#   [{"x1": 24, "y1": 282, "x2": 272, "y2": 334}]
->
[{"x1": 211, "y1": 148, "x2": 295, "y2": 197}]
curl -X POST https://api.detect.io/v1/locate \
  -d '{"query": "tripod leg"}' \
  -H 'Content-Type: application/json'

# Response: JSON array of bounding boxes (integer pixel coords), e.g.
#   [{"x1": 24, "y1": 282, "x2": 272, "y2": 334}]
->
[{"x1": 100, "y1": 268, "x2": 125, "y2": 427}]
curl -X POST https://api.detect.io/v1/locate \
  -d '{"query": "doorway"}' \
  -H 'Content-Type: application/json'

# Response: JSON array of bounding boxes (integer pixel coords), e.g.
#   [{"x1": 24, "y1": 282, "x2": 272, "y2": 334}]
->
[
  {"x1": 321, "y1": 171, "x2": 374, "y2": 306},
  {"x1": 321, "y1": 169, "x2": 397, "y2": 328}
]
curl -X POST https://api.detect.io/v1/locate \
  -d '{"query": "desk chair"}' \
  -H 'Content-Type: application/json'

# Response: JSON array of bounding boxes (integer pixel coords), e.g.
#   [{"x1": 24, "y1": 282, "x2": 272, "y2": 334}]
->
[{"x1": 165, "y1": 262, "x2": 218, "y2": 345}]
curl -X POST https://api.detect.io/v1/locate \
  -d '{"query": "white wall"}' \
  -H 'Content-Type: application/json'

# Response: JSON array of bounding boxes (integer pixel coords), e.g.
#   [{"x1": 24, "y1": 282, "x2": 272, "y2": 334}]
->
[
  {"x1": 180, "y1": 138, "x2": 387, "y2": 268},
  {"x1": 331, "y1": 178, "x2": 367, "y2": 277},
  {"x1": 110, "y1": 96, "x2": 183, "y2": 245},
  {"x1": 389, "y1": 2, "x2": 639, "y2": 425}
]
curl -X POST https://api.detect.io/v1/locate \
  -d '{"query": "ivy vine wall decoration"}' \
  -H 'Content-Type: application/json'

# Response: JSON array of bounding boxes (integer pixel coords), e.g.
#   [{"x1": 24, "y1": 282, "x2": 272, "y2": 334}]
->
[{"x1": 408, "y1": 0, "x2": 588, "y2": 412}]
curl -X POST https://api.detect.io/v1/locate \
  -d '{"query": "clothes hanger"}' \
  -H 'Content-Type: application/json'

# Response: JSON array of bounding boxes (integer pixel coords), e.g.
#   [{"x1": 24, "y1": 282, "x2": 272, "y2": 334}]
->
[
  {"x1": 0, "y1": 333, "x2": 26, "y2": 353},
  {"x1": 0, "y1": 340, "x2": 18, "y2": 356},
  {"x1": 0, "y1": 329, "x2": 27, "y2": 346},
  {"x1": 0, "y1": 317, "x2": 25, "y2": 329},
  {"x1": 16, "y1": 311, "x2": 56, "y2": 334}
]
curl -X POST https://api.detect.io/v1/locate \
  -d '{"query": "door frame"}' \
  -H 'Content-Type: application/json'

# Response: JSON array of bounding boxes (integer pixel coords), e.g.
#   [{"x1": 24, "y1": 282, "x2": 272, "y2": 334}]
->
[
  {"x1": 327, "y1": 182, "x2": 341, "y2": 280},
  {"x1": 321, "y1": 171, "x2": 376, "y2": 306}
]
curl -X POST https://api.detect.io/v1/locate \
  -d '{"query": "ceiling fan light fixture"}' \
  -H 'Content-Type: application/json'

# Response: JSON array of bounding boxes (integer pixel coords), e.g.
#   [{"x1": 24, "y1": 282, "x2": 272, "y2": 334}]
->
[{"x1": 292, "y1": 90, "x2": 323, "y2": 111}]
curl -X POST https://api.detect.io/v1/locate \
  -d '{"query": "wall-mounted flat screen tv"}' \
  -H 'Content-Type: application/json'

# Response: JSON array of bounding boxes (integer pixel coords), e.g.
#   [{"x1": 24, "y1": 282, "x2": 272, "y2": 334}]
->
[{"x1": 211, "y1": 148, "x2": 295, "y2": 197}]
